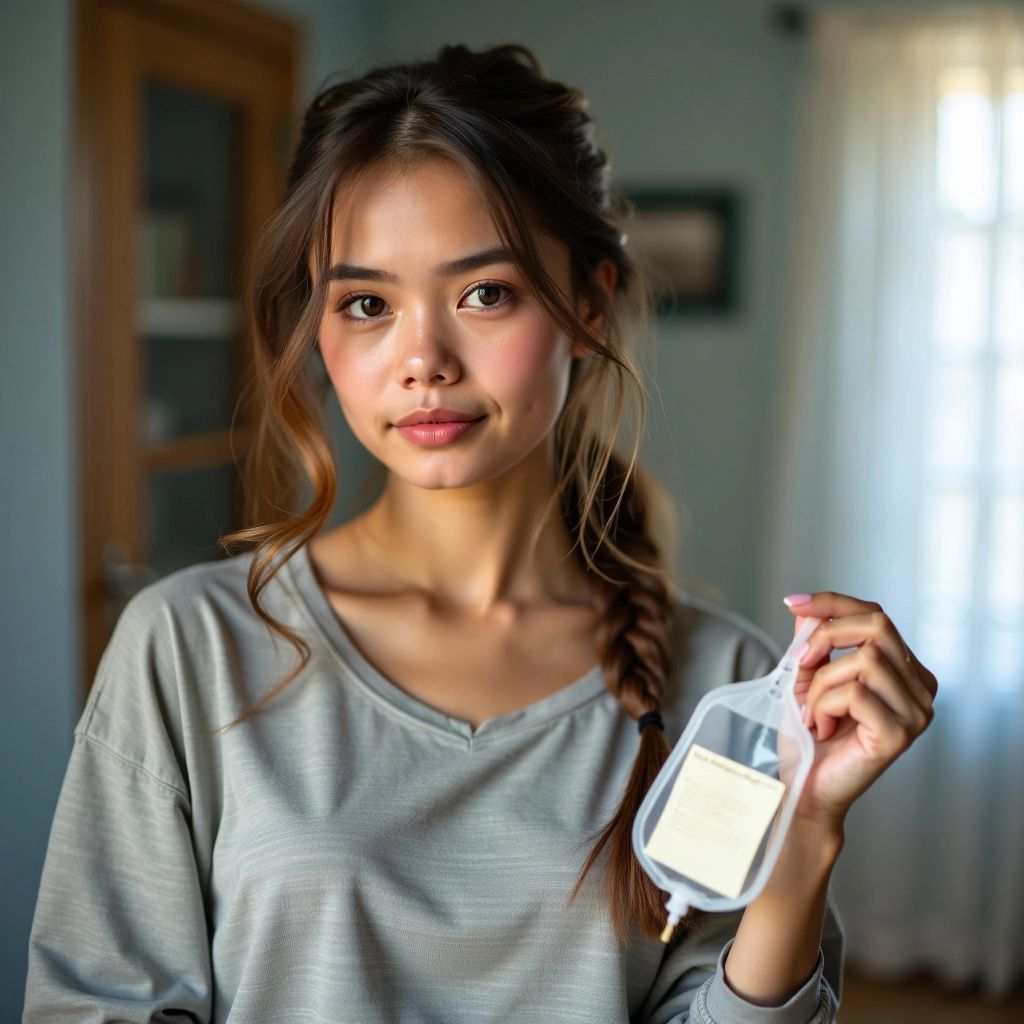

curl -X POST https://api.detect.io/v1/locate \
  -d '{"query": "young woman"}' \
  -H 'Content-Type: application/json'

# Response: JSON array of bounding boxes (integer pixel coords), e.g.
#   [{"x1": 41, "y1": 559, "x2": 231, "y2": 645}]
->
[{"x1": 25, "y1": 43, "x2": 936, "y2": 1023}]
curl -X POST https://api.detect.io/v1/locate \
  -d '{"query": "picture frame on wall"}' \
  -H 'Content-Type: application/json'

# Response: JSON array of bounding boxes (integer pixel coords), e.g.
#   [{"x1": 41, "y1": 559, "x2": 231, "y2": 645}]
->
[{"x1": 618, "y1": 188, "x2": 740, "y2": 317}]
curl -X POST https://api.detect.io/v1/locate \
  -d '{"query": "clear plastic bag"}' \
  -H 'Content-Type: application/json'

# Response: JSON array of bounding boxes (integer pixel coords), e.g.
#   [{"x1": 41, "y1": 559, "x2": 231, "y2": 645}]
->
[{"x1": 632, "y1": 616, "x2": 823, "y2": 940}]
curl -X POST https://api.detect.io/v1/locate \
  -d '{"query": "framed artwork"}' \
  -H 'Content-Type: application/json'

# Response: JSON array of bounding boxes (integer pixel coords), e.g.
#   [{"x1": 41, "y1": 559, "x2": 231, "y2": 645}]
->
[{"x1": 619, "y1": 188, "x2": 740, "y2": 316}]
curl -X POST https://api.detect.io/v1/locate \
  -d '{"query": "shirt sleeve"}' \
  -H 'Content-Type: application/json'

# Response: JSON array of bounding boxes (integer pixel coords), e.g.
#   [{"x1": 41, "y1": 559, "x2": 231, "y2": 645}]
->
[
  {"x1": 636, "y1": 895, "x2": 844, "y2": 1024},
  {"x1": 23, "y1": 589, "x2": 213, "y2": 1023}
]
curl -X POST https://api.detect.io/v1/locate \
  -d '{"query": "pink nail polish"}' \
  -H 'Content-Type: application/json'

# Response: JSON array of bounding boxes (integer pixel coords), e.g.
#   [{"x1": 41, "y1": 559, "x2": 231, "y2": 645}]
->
[
  {"x1": 783, "y1": 593, "x2": 813, "y2": 607},
  {"x1": 795, "y1": 641, "x2": 810, "y2": 663}
]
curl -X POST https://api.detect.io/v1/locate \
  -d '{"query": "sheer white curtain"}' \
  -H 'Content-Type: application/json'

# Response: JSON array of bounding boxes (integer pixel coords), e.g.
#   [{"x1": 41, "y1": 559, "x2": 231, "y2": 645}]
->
[{"x1": 759, "y1": 5, "x2": 1024, "y2": 996}]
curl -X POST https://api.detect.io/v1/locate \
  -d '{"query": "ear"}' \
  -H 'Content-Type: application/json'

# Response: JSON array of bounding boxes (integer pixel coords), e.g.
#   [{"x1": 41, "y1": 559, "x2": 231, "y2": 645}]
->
[{"x1": 571, "y1": 259, "x2": 618, "y2": 358}]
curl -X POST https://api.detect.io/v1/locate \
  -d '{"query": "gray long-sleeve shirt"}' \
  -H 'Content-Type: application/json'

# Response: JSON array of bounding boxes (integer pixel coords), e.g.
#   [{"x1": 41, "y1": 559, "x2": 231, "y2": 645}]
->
[{"x1": 24, "y1": 543, "x2": 844, "y2": 1023}]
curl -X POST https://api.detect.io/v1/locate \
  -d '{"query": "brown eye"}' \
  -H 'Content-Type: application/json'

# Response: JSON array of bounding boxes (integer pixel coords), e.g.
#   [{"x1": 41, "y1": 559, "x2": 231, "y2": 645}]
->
[
  {"x1": 337, "y1": 294, "x2": 390, "y2": 320},
  {"x1": 355, "y1": 296, "x2": 386, "y2": 318},
  {"x1": 475, "y1": 285, "x2": 502, "y2": 306},
  {"x1": 463, "y1": 283, "x2": 514, "y2": 310}
]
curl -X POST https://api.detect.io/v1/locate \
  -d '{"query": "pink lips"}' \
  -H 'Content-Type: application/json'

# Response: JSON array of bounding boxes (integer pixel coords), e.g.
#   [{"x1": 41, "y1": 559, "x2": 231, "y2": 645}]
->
[{"x1": 392, "y1": 407, "x2": 486, "y2": 447}]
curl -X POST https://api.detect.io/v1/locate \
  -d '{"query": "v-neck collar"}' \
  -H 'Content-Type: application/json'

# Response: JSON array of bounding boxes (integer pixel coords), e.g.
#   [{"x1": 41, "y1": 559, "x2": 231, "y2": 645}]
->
[{"x1": 282, "y1": 542, "x2": 608, "y2": 747}]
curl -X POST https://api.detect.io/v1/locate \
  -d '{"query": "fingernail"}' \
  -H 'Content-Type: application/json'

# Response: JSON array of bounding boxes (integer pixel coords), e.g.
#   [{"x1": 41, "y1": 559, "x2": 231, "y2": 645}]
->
[
  {"x1": 802, "y1": 703, "x2": 812, "y2": 726},
  {"x1": 795, "y1": 641, "x2": 810, "y2": 663},
  {"x1": 783, "y1": 593, "x2": 813, "y2": 607}
]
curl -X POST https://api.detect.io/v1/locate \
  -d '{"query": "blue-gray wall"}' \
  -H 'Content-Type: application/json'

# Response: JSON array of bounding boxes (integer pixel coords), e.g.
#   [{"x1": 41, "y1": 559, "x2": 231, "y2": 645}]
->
[{"x1": 1, "y1": 1, "x2": 78, "y2": 1016}]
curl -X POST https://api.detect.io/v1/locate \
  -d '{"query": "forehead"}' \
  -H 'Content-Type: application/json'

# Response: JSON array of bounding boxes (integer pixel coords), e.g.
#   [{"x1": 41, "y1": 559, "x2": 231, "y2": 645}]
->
[
  {"x1": 310, "y1": 156, "x2": 571, "y2": 286},
  {"x1": 326, "y1": 157, "x2": 494, "y2": 255}
]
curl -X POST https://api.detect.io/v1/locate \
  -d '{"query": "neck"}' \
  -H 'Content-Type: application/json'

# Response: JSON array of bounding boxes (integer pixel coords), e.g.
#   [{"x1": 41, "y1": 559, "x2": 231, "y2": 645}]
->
[{"x1": 355, "y1": 443, "x2": 596, "y2": 617}]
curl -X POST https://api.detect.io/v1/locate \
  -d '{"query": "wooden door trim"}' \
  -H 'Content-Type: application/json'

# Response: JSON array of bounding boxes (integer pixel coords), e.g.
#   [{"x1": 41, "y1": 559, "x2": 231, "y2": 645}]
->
[
  {"x1": 73, "y1": 0, "x2": 298, "y2": 695},
  {"x1": 103, "y1": 0, "x2": 298, "y2": 63}
]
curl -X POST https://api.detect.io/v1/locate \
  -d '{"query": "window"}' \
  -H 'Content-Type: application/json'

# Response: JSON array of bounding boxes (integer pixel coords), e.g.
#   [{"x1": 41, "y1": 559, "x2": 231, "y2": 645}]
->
[{"x1": 920, "y1": 66, "x2": 1024, "y2": 693}]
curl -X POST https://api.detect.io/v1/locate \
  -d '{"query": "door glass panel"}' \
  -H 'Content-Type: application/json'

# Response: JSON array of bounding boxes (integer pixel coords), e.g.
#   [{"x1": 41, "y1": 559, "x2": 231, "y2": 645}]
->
[
  {"x1": 144, "y1": 332, "x2": 238, "y2": 441},
  {"x1": 147, "y1": 465, "x2": 238, "y2": 577},
  {"x1": 140, "y1": 80, "x2": 242, "y2": 442},
  {"x1": 139, "y1": 80, "x2": 246, "y2": 577}
]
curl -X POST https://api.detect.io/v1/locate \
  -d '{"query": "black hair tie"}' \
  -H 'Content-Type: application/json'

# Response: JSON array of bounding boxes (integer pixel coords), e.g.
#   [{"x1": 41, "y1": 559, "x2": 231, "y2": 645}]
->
[{"x1": 637, "y1": 710, "x2": 664, "y2": 733}]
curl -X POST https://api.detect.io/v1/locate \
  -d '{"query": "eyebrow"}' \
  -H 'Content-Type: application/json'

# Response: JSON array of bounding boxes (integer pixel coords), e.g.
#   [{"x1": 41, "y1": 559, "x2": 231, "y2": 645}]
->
[{"x1": 325, "y1": 246, "x2": 516, "y2": 285}]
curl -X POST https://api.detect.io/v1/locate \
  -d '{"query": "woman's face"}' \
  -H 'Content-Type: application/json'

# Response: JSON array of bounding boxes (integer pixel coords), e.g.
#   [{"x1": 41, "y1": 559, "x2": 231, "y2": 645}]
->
[{"x1": 312, "y1": 157, "x2": 601, "y2": 492}]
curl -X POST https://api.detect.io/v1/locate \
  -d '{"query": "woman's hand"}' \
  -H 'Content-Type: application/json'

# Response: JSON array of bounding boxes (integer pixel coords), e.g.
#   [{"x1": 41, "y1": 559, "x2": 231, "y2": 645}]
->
[{"x1": 784, "y1": 591, "x2": 938, "y2": 832}]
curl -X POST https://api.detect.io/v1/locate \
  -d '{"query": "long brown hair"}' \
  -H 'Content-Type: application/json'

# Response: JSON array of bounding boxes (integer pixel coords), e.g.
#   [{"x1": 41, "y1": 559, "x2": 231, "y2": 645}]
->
[{"x1": 220, "y1": 42, "x2": 683, "y2": 944}]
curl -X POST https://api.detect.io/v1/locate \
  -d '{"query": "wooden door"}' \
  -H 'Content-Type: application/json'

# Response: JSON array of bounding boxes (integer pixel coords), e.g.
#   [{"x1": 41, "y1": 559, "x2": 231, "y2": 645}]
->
[{"x1": 74, "y1": 0, "x2": 299, "y2": 688}]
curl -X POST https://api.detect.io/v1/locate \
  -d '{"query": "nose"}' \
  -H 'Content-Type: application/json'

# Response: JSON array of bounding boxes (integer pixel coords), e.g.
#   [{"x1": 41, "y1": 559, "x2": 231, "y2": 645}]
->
[{"x1": 395, "y1": 305, "x2": 462, "y2": 388}]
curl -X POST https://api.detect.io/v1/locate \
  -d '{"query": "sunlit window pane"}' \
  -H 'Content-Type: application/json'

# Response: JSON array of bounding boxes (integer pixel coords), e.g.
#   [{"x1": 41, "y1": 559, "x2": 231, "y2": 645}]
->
[
  {"x1": 921, "y1": 489, "x2": 978, "y2": 600},
  {"x1": 925, "y1": 67, "x2": 1022, "y2": 698},
  {"x1": 917, "y1": 606, "x2": 971, "y2": 689},
  {"x1": 982, "y1": 624, "x2": 1024, "y2": 695},
  {"x1": 987, "y1": 494, "x2": 1024, "y2": 613},
  {"x1": 933, "y1": 229, "x2": 990, "y2": 354},
  {"x1": 937, "y1": 70, "x2": 996, "y2": 221},
  {"x1": 924, "y1": 361, "x2": 983, "y2": 473},
  {"x1": 1004, "y1": 69, "x2": 1024, "y2": 216},
  {"x1": 994, "y1": 231, "x2": 1024, "y2": 356},
  {"x1": 993, "y1": 365, "x2": 1024, "y2": 475}
]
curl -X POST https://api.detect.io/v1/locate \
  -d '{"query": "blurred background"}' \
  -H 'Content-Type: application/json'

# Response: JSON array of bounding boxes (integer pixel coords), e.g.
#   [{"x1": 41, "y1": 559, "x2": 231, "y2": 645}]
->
[{"x1": 1, "y1": 0, "x2": 1022, "y2": 1020}]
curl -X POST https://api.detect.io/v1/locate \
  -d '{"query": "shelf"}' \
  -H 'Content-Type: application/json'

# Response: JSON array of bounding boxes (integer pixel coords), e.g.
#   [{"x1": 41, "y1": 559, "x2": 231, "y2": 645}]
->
[
  {"x1": 140, "y1": 297, "x2": 240, "y2": 338},
  {"x1": 143, "y1": 425, "x2": 252, "y2": 473}
]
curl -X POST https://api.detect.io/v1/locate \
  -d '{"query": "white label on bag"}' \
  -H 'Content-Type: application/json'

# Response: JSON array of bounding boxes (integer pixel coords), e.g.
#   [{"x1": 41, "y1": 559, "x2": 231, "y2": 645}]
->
[{"x1": 643, "y1": 743, "x2": 786, "y2": 898}]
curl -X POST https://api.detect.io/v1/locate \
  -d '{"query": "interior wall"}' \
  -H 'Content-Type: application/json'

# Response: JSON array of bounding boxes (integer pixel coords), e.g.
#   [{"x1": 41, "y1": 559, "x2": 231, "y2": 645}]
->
[{"x1": 0, "y1": 1, "x2": 77, "y2": 1013}]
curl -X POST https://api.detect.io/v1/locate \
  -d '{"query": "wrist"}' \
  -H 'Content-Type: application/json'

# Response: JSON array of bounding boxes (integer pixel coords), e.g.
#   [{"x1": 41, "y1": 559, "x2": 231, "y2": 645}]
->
[
  {"x1": 758, "y1": 817, "x2": 843, "y2": 903},
  {"x1": 728, "y1": 831, "x2": 836, "y2": 1005},
  {"x1": 789, "y1": 812, "x2": 846, "y2": 856}
]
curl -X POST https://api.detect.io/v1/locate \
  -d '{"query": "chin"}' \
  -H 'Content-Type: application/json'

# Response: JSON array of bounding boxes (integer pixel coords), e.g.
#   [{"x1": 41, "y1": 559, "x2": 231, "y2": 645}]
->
[
  {"x1": 402, "y1": 469, "x2": 499, "y2": 491},
  {"x1": 395, "y1": 453, "x2": 531, "y2": 492}
]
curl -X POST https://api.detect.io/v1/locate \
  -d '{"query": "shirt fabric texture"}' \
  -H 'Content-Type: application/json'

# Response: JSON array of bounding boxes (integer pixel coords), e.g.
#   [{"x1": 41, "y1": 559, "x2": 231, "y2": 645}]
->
[{"x1": 24, "y1": 544, "x2": 845, "y2": 1023}]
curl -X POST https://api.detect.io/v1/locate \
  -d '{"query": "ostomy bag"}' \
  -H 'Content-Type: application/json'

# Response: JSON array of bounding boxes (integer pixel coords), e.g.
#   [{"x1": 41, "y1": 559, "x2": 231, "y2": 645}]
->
[{"x1": 632, "y1": 616, "x2": 823, "y2": 940}]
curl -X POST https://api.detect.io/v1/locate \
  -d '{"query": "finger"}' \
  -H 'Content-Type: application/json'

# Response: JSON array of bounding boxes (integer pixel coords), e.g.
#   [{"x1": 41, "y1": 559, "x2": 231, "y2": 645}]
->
[
  {"x1": 805, "y1": 643, "x2": 934, "y2": 734},
  {"x1": 799, "y1": 614, "x2": 936, "y2": 712},
  {"x1": 906, "y1": 649, "x2": 940, "y2": 699},
  {"x1": 787, "y1": 594, "x2": 878, "y2": 702},
  {"x1": 811, "y1": 680, "x2": 920, "y2": 759},
  {"x1": 798, "y1": 611, "x2": 897, "y2": 662},
  {"x1": 791, "y1": 615, "x2": 833, "y2": 704},
  {"x1": 792, "y1": 605, "x2": 939, "y2": 704},
  {"x1": 784, "y1": 591, "x2": 883, "y2": 621}
]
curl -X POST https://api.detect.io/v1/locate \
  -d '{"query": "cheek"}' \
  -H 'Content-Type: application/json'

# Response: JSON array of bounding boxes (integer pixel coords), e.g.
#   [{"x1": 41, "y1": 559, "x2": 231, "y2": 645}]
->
[
  {"x1": 319, "y1": 331, "x2": 390, "y2": 425},
  {"x1": 484, "y1": 318, "x2": 571, "y2": 413},
  {"x1": 320, "y1": 317, "x2": 372, "y2": 385}
]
